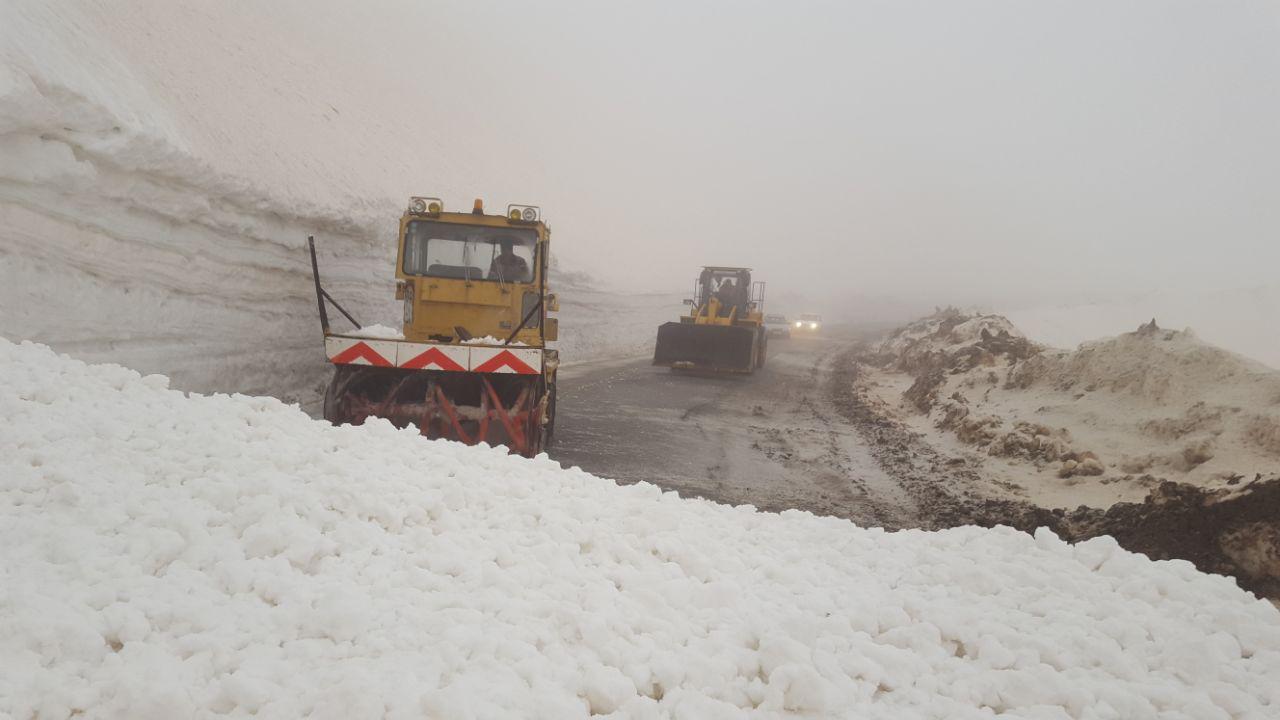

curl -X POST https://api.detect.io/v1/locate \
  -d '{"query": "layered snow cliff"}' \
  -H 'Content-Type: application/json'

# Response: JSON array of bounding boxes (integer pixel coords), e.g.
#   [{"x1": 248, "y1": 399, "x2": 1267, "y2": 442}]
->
[{"x1": 0, "y1": 2, "x2": 672, "y2": 409}]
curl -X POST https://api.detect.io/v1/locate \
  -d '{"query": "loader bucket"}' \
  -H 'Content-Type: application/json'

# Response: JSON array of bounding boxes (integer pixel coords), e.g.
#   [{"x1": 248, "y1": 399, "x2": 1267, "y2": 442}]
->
[
  {"x1": 323, "y1": 366, "x2": 550, "y2": 457},
  {"x1": 653, "y1": 322, "x2": 758, "y2": 373}
]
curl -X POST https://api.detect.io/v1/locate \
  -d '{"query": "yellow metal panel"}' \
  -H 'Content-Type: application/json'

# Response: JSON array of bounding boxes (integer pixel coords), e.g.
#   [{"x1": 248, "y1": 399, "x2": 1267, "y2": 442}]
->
[{"x1": 393, "y1": 207, "x2": 554, "y2": 348}]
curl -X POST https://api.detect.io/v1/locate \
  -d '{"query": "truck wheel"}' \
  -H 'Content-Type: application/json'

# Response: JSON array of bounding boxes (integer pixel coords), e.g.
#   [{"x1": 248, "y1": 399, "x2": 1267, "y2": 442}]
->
[{"x1": 542, "y1": 381, "x2": 557, "y2": 449}]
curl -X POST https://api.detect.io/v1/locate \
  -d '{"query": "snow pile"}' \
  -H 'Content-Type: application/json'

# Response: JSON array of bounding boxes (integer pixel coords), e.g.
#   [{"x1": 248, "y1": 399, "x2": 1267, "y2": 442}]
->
[
  {"x1": 1003, "y1": 284, "x2": 1280, "y2": 371},
  {"x1": 865, "y1": 313, "x2": 1280, "y2": 507},
  {"x1": 873, "y1": 308, "x2": 1038, "y2": 376},
  {"x1": 4, "y1": 338, "x2": 1280, "y2": 719},
  {"x1": 1006, "y1": 324, "x2": 1280, "y2": 480},
  {"x1": 347, "y1": 324, "x2": 405, "y2": 340},
  {"x1": 1011, "y1": 323, "x2": 1280, "y2": 408},
  {"x1": 461, "y1": 336, "x2": 527, "y2": 347}
]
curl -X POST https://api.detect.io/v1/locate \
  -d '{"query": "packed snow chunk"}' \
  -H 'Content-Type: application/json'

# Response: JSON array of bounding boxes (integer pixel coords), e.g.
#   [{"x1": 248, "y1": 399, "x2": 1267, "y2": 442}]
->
[
  {"x1": 461, "y1": 335, "x2": 528, "y2": 346},
  {"x1": 2, "y1": 338, "x2": 1280, "y2": 719},
  {"x1": 346, "y1": 324, "x2": 405, "y2": 340}
]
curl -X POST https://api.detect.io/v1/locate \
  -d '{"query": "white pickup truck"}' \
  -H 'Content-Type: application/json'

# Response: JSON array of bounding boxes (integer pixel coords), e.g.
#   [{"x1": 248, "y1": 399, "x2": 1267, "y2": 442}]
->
[{"x1": 764, "y1": 314, "x2": 792, "y2": 339}]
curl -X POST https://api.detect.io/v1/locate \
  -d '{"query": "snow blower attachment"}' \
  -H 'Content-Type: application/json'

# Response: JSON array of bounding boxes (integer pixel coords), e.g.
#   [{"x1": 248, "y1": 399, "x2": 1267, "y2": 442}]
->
[
  {"x1": 309, "y1": 197, "x2": 559, "y2": 457},
  {"x1": 653, "y1": 266, "x2": 767, "y2": 374}
]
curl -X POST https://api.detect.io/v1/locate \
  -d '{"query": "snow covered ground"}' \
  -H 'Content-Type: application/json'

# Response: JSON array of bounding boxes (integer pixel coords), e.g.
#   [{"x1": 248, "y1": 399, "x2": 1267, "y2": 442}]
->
[{"x1": 4, "y1": 338, "x2": 1280, "y2": 718}]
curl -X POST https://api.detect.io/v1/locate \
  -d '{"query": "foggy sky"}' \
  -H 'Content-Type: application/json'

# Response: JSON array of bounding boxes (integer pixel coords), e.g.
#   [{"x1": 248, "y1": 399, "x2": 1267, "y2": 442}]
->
[{"x1": 417, "y1": 1, "x2": 1280, "y2": 318}]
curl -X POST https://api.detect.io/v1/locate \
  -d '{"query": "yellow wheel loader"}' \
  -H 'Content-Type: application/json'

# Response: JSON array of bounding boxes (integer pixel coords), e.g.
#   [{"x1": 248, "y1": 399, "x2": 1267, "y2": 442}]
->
[
  {"x1": 309, "y1": 197, "x2": 559, "y2": 457},
  {"x1": 653, "y1": 266, "x2": 767, "y2": 374}
]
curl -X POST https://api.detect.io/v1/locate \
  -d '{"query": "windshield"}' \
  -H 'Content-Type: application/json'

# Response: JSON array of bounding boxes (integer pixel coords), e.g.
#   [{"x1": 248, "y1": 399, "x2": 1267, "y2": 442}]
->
[
  {"x1": 699, "y1": 270, "x2": 749, "y2": 304},
  {"x1": 402, "y1": 220, "x2": 537, "y2": 282}
]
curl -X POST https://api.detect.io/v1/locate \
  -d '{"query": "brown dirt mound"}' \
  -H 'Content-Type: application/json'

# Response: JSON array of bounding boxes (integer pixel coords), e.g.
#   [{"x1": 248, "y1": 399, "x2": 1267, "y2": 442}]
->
[{"x1": 1062, "y1": 479, "x2": 1280, "y2": 599}]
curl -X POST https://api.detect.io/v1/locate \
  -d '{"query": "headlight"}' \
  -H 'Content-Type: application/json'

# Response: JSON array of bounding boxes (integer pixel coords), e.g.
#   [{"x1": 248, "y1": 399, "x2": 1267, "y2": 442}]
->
[
  {"x1": 809, "y1": 322, "x2": 818, "y2": 329},
  {"x1": 794, "y1": 321, "x2": 802, "y2": 327},
  {"x1": 409, "y1": 198, "x2": 426, "y2": 213},
  {"x1": 507, "y1": 204, "x2": 540, "y2": 222}
]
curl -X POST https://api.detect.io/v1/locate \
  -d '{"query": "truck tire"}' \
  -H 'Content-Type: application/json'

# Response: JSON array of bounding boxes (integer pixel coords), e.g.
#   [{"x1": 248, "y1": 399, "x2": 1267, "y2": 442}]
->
[{"x1": 542, "y1": 381, "x2": 557, "y2": 449}]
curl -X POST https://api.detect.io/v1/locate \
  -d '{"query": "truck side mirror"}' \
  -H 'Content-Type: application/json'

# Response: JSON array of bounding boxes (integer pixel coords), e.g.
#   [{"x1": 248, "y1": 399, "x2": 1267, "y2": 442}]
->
[
  {"x1": 683, "y1": 298, "x2": 695, "y2": 306},
  {"x1": 546, "y1": 293, "x2": 560, "y2": 312}
]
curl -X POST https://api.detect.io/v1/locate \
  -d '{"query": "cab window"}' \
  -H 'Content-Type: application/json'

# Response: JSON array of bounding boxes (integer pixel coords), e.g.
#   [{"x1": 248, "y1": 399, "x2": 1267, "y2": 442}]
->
[{"x1": 402, "y1": 221, "x2": 537, "y2": 282}]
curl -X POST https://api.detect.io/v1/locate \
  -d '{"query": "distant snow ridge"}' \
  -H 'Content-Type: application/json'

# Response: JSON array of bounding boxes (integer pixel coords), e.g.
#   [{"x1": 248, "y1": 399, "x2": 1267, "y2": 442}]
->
[{"x1": 3, "y1": 338, "x2": 1279, "y2": 719}]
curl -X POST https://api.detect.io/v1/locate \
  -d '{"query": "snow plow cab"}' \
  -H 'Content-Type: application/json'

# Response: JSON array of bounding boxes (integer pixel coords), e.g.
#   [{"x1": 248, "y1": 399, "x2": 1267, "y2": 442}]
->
[
  {"x1": 309, "y1": 198, "x2": 559, "y2": 457},
  {"x1": 653, "y1": 266, "x2": 767, "y2": 374}
]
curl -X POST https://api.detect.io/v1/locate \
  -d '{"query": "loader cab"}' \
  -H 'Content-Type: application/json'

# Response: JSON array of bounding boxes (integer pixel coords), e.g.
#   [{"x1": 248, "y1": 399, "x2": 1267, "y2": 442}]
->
[
  {"x1": 691, "y1": 267, "x2": 765, "y2": 321},
  {"x1": 656, "y1": 265, "x2": 769, "y2": 373},
  {"x1": 394, "y1": 198, "x2": 558, "y2": 346}
]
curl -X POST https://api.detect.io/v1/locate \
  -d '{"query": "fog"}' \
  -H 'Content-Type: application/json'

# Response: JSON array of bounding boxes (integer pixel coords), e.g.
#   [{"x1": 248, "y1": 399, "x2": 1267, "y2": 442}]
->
[
  {"x1": 21, "y1": 0, "x2": 1275, "y2": 327},
  {"x1": 409, "y1": 0, "x2": 1279, "y2": 320}
]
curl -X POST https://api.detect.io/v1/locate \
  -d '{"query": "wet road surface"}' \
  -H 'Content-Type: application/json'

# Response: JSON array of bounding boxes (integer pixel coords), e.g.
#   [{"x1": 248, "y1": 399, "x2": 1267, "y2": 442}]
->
[{"x1": 548, "y1": 335, "x2": 917, "y2": 527}]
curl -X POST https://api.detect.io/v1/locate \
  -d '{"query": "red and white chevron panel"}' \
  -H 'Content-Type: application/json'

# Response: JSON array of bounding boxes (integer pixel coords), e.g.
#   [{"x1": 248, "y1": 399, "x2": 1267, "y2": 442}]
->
[
  {"x1": 326, "y1": 336, "x2": 541, "y2": 375},
  {"x1": 324, "y1": 336, "x2": 396, "y2": 367},
  {"x1": 396, "y1": 343, "x2": 468, "y2": 372},
  {"x1": 468, "y1": 347, "x2": 541, "y2": 375}
]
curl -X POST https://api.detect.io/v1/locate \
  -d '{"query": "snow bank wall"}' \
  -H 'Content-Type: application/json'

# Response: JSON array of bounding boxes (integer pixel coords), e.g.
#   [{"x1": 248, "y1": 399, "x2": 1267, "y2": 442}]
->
[
  {"x1": 556, "y1": 287, "x2": 683, "y2": 365},
  {"x1": 0, "y1": 2, "x2": 660, "y2": 408},
  {"x1": 3, "y1": 337, "x2": 1280, "y2": 718},
  {"x1": 0, "y1": 2, "x2": 400, "y2": 405}
]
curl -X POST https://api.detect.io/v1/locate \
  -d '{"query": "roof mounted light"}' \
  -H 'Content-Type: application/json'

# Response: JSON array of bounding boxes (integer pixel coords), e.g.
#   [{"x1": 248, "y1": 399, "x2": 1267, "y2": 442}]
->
[
  {"x1": 473, "y1": 198, "x2": 484, "y2": 215},
  {"x1": 506, "y1": 204, "x2": 541, "y2": 223},
  {"x1": 409, "y1": 196, "x2": 443, "y2": 216}
]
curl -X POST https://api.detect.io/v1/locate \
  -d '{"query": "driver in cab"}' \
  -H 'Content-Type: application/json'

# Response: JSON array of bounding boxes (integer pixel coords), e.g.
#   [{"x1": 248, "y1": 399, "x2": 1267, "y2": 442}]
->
[
  {"x1": 489, "y1": 238, "x2": 529, "y2": 281},
  {"x1": 714, "y1": 278, "x2": 743, "y2": 316}
]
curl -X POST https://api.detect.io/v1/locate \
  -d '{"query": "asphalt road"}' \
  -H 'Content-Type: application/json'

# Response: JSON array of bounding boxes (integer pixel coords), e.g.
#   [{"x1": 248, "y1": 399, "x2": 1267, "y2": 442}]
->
[{"x1": 548, "y1": 333, "x2": 915, "y2": 526}]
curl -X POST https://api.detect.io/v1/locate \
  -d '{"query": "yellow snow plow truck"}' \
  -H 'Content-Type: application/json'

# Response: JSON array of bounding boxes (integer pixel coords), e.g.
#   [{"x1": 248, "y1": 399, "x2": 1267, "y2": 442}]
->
[
  {"x1": 309, "y1": 197, "x2": 559, "y2": 457},
  {"x1": 653, "y1": 266, "x2": 767, "y2": 374}
]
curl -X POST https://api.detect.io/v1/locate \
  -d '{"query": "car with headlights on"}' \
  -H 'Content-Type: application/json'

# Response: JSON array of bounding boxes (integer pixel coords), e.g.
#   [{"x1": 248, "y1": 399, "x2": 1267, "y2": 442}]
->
[{"x1": 794, "y1": 313, "x2": 822, "y2": 335}]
